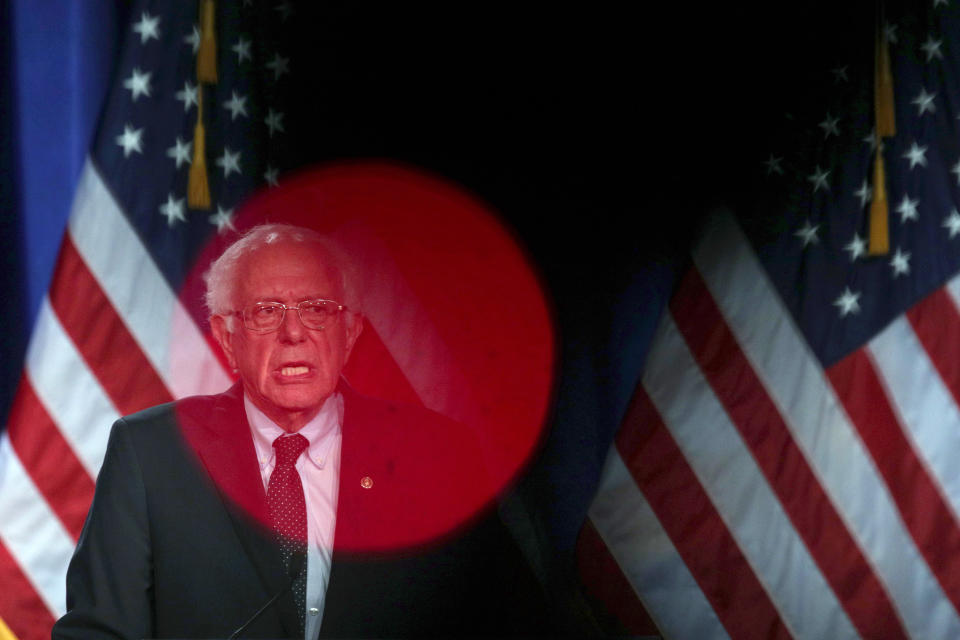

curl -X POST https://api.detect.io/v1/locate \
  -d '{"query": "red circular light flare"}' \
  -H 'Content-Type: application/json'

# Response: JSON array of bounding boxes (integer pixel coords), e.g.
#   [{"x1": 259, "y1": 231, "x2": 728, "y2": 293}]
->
[{"x1": 180, "y1": 162, "x2": 555, "y2": 552}]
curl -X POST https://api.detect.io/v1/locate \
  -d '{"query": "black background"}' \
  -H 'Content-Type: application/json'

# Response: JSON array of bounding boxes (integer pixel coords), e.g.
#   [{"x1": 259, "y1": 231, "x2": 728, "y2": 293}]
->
[
  {"x1": 0, "y1": 4, "x2": 874, "y2": 630},
  {"x1": 282, "y1": 1, "x2": 873, "y2": 551}
]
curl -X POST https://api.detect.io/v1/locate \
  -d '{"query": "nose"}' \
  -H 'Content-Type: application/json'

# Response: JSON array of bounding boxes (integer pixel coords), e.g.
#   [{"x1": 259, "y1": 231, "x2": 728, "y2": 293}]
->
[{"x1": 277, "y1": 305, "x2": 306, "y2": 343}]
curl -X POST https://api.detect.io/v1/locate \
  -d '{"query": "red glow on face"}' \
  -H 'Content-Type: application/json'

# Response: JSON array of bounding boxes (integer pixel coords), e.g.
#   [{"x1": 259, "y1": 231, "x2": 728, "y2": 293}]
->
[
  {"x1": 180, "y1": 162, "x2": 555, "y2": 552},
  {"x1": 210, "y1": 242, "x2": 362, "y2": 433}
]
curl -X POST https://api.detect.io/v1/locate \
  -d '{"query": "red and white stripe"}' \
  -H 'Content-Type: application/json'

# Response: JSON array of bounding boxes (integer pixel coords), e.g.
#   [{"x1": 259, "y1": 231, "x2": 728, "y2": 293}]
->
[
  {"x1": 0, "y1": 160, "x2": 485, "y2": 640},
  {"x1": 0, "y1": 161, "x2": 229, "y2": 640},
  {"x1": 585, "y1": 211, "x2": 960, "y2": 639}
]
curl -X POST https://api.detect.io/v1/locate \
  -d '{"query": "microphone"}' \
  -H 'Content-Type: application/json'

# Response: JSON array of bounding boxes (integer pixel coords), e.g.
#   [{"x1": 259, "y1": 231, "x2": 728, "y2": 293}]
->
[{"x1": 229, "y1": 551, "x2": 305, "y2": 639}]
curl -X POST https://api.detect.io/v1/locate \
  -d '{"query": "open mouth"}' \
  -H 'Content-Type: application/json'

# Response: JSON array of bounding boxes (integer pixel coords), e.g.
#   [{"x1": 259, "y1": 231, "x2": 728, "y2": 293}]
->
[{"x1": 275, "y1": 363, "x2": 313, "y2": 378}]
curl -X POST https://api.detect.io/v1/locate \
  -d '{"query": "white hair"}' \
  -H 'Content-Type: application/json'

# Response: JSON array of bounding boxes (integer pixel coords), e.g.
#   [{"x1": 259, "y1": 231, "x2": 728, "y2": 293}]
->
[{"x1": 203, "y1": 224, "x2": 356, "y2": 321}]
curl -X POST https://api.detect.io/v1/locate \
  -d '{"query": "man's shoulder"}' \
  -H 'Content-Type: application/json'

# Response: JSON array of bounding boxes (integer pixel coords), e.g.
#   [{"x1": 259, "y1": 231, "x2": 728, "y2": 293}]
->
[
  {"x1": 343, "y1": 389, "x2": 455, "y2": 428},
  {"x1": 118, "y1": 384, "x2": 242, "y2": 434},
  {"x1": 341, "y1": 387, "x2": 474, "y2": 454}
]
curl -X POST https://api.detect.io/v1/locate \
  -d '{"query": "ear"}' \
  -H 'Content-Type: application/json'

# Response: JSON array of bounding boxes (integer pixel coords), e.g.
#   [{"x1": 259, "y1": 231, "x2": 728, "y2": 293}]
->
[
  {"x1": 210, "y1": 315, "x2": 239, "y2": 371},
  {"x1": 342, "y1": 313, "x2": 364, "y2": 365}
]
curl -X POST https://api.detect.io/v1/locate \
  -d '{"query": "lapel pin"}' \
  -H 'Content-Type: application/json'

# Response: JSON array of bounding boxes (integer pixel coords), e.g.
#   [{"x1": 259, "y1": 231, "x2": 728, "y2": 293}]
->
[{"x1": 360, "y1": 476, "x2": 373, "y2": 489}]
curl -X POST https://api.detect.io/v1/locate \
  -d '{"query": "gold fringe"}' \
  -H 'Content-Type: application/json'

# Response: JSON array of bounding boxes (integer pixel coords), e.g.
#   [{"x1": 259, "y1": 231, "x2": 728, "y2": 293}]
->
[
  {"x1": 869, "y1": 1, "x2": 895, "y2": 255},
  {"x1": 0, "y1": 615, "x2": 19, "y2": 640},
  {"x1": 197, "y1": 0, "x2": 217, "y2": 83},
  {"x1": 875, "y1": 12, "x2": 895, "y2": 138},
  {"x1": 188, "y1": 85, "x2": 211, "y2": 210},
  {"x1": 868, "y1": 146, "x2": 889, "y2": 255}
]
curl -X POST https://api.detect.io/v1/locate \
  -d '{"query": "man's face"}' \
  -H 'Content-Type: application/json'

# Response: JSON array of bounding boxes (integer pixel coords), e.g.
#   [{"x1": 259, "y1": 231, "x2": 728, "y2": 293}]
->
[{"x1": 210, "y1": 240, "x2": 362, "y2": 432}]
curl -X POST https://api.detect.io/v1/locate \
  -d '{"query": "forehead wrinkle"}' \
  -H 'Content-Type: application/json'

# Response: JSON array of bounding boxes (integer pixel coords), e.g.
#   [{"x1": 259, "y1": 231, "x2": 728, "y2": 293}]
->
[
  {"x1": 233, "y1": 244, "x2": 344, "y2": 308},
  {"x1": 253, "y1": 293, "x2": 333, "y2": 304}
]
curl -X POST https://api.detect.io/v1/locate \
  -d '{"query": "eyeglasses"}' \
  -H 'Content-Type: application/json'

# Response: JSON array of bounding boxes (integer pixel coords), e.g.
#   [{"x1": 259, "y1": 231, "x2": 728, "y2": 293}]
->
[{"x1": 234, "y1": 299, "x2": 348, "y2": 332}]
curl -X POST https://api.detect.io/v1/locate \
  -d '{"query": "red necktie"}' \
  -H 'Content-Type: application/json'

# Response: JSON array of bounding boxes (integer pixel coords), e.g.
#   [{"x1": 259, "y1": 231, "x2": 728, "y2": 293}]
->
[{"x1": 267, "y1": 433, "x2": 308, "y2": 636}]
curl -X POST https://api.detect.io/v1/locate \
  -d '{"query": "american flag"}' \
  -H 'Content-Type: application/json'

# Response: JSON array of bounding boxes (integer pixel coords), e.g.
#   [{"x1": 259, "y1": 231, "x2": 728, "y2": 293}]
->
[
  {"x1": 581, "y1": 4, "x2": 960, "y2": 639},
  {"x1": 0, "y1": 2, "x2": 293, "y2": 637},
  {"x1": 0, "y1": 4, "x2": 556, "y2": 638}
]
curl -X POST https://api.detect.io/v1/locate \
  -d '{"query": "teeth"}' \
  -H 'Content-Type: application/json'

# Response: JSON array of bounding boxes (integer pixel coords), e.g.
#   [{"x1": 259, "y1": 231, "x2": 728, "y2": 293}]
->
[{"x1": 280, "y1": 366, "x2": 309, "y2": 377}]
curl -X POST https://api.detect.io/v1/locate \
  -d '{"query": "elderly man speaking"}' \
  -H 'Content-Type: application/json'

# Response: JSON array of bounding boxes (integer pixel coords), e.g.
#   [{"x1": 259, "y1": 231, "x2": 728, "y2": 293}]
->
[{"x1": 52, "y1": 224, "x2": 547, "y2": 639}]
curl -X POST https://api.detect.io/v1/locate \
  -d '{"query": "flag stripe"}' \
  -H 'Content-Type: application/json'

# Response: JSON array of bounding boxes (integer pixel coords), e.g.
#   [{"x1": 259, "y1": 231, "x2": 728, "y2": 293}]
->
[
  {"x1": 335, "y1": 227, "x2": 478, "y2": 421},
  {"x1": 0, "y1": 538, "x2": 56, "y2": 640},
  {"x1": 576, "y1": 518, "x2": 661, "y2": 637},
  {"x1": 827, "y1": 350, "x2": 960, "y2": 616},
  {"x1": 25, "y1": 298, "x2": 118, "y2": 476},
  {"x1": 48, "y1": 235, "x2": 173, "y2": 414},
  {"x1": 588, "y1": 447, "x2": 731, "y2": 640},
  {"x1": 68, "y1": 161, "x2": 231, "y2": 399},
  {"x1": 342, "y1": 318, "x2": 425, "y2": 408},
  {"x1": 670, "y1": 265, "x2": 907, "y2": 639},
  {"x1": 643, "y1": 310, "x2": 859, "y2": 639},
  {"x1": 6, "y1": 377, "x2": 95, "y2": 540},
  {"x1": 906, "y1": 287, "x2": 960, "y2": 420},
  {"x1": 871, "y1": 309, "x2": 960, "y2": 526},
  {"x1": 0, "y1": 433, "x2": 73, "y2": 617},
  {"x1": 691, "y1": 211, "x2": 960, "y2": 638},
  {"x1": 616, "y1": 385, "x2": 790, "y2": 640}
]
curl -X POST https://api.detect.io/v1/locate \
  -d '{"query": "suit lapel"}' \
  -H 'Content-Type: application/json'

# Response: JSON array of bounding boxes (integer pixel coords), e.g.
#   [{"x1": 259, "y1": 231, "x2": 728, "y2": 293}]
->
[
  {"x1": 184, "y1": 384, "x2": 302, "y2": 638},
  {"x1": 331, "y1": 382, "x2": 374, "y2": 556}
]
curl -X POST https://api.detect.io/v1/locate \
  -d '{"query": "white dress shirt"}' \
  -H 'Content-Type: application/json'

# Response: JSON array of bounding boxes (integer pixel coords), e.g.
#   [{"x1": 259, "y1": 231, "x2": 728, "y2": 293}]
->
[{"x1": 244, "y1": 393, "x2": 342, "y2": 640}]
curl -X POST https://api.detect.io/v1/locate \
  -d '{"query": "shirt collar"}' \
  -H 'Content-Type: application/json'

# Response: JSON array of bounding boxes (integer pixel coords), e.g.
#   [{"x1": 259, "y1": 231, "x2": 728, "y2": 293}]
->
[{"x1": 245, "y1": 392, "x2": 343, "y2": 471}]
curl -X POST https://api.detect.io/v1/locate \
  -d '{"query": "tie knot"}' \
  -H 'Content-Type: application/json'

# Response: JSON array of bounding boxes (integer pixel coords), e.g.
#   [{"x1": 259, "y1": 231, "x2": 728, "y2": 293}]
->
[{"x1": 273, "y1": 433, "x2": 309, "y2": 467}]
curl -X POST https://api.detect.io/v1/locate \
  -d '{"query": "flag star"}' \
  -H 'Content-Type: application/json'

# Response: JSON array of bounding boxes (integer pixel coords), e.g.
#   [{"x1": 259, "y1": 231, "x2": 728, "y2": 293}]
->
[
  {"x1": 944, "y1": 209, "x2": 960, "y2": 238},
  {"x1": 166, "y1": 137, "x2": 192, "y2": 169},
  {"x1": 159, "y1": 193, "x2": 186, "y2": 227},
  {"x1": 903, "y1": 141, "x2": 928, "y2": 169},
  {"x1": 232, "y1": 37, "x2": 253, "y2": 64},
  {"x1": 223, "y1": 91, "x2": 249, "y2": 120},
  {"x1": 922, "y1": 35, "x2": 944, "y2": 61},
  {"x1": 175, "y1": 81, "x2": 198, "y2": 112},
  {"x1": 807, "y1": 165, "x2": 830, "y2": 192},
  {"x1": 863, "y1": 130, "x2": 878, "y2": 150},
  {"x1": 795, "y1": 220, "x2": 820, "y2": 247},
  {"x1": 216, "y1": 147, "x2": 242, "y2": 178},
  {"x1": 831, "y1": 65, "x2": 849, "y2": 83},
  {"x1": 885, "y1": 23, "x2": 898, "y2": 44},
  {"x1": 266, "y1": 53, "x2": 290, "y2": 80},
  {"x1": 184, "y1": 25, "x2": 201, "y2": 53},
  {"x1": 844, "y1": 234, "x2": 867, "y2": 261},
  {"x1": 818, "y1": 113, "x2": 840, "y2": 138},
  {"x1": 763, "y1": 154, "x2": 784, "y2": 175},
  {"x1": 132, "y1": 12, "x2": 161, "y2": 44},
  {"x1": 264, "y1": 166, "x2": 280, "y2": 186},
  {"x1": 265, "y1": 109, "x2": 285, "y2": 136},
  {"x1": 209, "y1": 205, "x2": 236, "y2": 233},
  {"x1": 952, "y1": 159, "x2": 960, "y2": 185},
  {"x1": 123, "y1": 68, "x2": 152, "y2": 101},
  {"x1": 889, "y1": 248, "x2": 911, "y2": 277},
  {"x1": 115, "y1": 124, "x2": 144, "y2": 157},
  {"x1": 853, "y1": 179, "x2": 872, "y2": 208},
  {"x1": 275, "y1": 1, "x2": 294, "y2": 21},
  {"x1": 896, "y1": 194, "x2": 919, "y2": 222},
  {"x1": 912, "y1": 88, "x2": 936, "y2": 115},
  {"x1": 833, "y1": 287, "x2": 861, "y2": 317}
]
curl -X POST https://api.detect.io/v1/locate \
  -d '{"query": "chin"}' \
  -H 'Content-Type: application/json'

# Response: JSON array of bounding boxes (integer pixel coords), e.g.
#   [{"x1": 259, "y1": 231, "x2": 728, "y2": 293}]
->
[{"x1": 269, "y1": 388, "x2": 332, "y2": 412}]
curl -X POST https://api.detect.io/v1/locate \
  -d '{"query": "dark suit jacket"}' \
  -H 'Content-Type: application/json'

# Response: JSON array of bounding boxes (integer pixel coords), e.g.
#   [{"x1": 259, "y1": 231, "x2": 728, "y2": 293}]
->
[{"x1": 52, "y1": 383, "x2": 548, "y2": 639}]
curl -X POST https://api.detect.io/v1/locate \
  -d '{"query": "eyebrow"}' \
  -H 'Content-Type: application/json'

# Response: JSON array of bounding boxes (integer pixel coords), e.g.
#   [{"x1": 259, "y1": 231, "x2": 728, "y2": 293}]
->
[{"x1": 252, "y1": 295, "x2": 335, "y2": 304}]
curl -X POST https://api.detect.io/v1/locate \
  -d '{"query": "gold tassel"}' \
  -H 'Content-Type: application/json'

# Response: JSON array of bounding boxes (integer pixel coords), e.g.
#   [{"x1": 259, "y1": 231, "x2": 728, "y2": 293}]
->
[
  {"x1": 197, "y1": 0, "x2": 217, "y2": 83},
  {"x1": 868, "y1": 146, "x2": 889, "y2": 255},
  {"x1": 875, "y1": 14, "x2": 895, "y2": 138},
  {"x1": 869, "y1": 1, "x2": 895, "y2": 256},
  {"x1": 188, "y1": 85, "x2": 211, "y2": 209}
]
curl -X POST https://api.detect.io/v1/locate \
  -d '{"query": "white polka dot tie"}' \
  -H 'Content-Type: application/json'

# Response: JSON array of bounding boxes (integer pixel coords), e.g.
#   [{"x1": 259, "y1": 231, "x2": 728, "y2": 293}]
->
[{"x1": 267, "y1": 433, "x2": 308, "y2": 636}]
